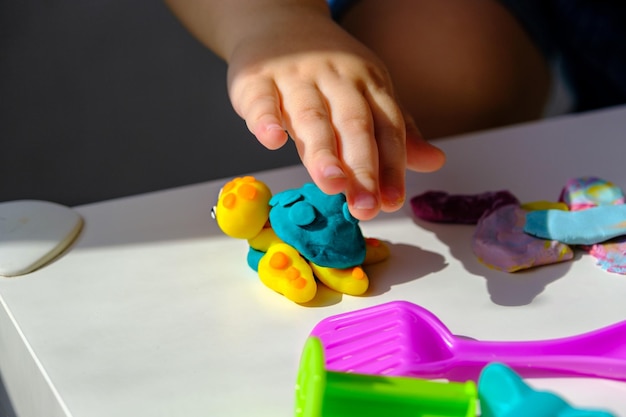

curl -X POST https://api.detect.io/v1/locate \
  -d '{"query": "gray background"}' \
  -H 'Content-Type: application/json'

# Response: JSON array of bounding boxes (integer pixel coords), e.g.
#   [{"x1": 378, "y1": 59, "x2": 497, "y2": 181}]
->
[{"x1": 0, "y1": 1, "x2": 299, "y2": 207}]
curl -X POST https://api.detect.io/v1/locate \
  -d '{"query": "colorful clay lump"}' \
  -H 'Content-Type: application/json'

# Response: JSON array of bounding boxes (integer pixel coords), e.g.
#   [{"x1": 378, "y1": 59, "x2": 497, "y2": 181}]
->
[
  {"x1": 478, "y1": 363, "x2": 615, "y2": 417},
  {"x1": 411, "y1": 176, "x2": 626, "y2": 274},
  {"x1": 559, "y1": 177, "x2": 626, "y2": 275},
  {"x1": 294, "y1": 336, "x2": 477, "y2": 417},
  {"x1": 410, "y1": 188, "x2": 574, "y2": 272},
  {"x1": 213, "y1": 176, "x2": 389, "y2": 303},
  {"x1": 559, "y1": 177, "x2": 624, "y2": 212},
  {"x1": 473, "y1": 205, "x2": 573, "y2": 272},
  {"x1": 309, "y1": 301, "x2": 626, "y2": 383}
]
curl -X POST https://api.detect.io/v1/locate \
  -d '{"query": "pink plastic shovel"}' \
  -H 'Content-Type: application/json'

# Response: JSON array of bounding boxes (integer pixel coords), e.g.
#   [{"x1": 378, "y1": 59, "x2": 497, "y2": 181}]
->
[{"x1": 310, "y1": 301, "x2": 626, "y2": 382}]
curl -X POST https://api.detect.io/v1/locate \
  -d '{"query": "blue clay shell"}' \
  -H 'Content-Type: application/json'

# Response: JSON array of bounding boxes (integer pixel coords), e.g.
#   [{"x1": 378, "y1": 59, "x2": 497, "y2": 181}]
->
[{"x1": 269, "y1": 183, "x2": 365, "y2": 268}]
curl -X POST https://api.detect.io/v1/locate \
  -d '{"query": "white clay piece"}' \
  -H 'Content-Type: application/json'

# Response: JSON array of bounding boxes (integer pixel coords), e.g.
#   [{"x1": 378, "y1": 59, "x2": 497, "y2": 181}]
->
[{"x1": 0, "y1": 200, "x2": 83, "y2": 277}]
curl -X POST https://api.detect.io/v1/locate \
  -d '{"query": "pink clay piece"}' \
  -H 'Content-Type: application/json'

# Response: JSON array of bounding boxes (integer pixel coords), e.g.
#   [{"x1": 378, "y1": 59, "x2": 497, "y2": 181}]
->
[{"x1": 589, "y1": 237, "x2": 626, "y2": 275}]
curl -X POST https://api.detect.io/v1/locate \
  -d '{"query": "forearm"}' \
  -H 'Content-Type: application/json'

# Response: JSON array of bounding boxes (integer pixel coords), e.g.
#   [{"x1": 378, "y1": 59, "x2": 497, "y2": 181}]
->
[
  {"x1": 164, "y1": 0, "x2": 331, "y2": 61},
  {"x1": 164, "y1": 0, "x2": 446, "y2": 221}
]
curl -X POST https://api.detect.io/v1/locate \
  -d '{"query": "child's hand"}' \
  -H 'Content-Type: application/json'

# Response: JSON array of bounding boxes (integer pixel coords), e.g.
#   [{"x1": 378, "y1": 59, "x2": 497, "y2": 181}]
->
[{"x1": 227, "y1": 6, "x2": 444, "y2": 220}]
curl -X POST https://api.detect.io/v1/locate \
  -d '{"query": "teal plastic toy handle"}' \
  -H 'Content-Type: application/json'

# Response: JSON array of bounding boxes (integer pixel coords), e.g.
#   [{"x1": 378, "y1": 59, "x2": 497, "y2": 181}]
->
[{"x1": 295, "y1": 337, "x2": 477, "y2": 417}]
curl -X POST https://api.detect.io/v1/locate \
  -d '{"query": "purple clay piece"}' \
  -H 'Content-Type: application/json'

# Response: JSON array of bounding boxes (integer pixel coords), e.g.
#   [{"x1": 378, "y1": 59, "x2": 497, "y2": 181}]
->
[
  {"x1": 589, "y1": 236, "x2": 626, "y2": 275},
  {"x1": 410, "y1": 190, "x2": 519, "y2": 224},
  {"x1": 472, "y1": 205, "x2": 573, "y2": 272}
]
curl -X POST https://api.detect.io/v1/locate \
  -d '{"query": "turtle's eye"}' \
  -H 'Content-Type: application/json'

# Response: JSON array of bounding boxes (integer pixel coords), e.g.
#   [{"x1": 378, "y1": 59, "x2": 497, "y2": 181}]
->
[{"x1": 210, "y1": 206, "x2": 217, "y2": 220}]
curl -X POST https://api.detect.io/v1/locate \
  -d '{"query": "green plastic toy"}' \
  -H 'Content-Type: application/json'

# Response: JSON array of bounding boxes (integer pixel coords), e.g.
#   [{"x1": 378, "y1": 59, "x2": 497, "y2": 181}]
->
[{"x1": 294, "y1": 337, "x2": 478, "y2": 417}]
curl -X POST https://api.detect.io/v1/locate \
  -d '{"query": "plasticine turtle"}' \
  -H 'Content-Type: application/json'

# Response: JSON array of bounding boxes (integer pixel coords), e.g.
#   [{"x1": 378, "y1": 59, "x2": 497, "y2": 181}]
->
[{"x1": 212, "y1": 176, "x2": 390, "y2": 303}]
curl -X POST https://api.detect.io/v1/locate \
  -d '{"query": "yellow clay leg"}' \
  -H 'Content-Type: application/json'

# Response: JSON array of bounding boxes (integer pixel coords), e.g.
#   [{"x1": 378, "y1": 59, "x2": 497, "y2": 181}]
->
[
  {"x1": 363, "y1": 238, "x2": 390, "y2": 265},
  {"x1": 310, "y1": 263, "x2": 369, "y2": 296},
  {"x1": 258, "y1": 243, "x2": 316, "y2": 303}
]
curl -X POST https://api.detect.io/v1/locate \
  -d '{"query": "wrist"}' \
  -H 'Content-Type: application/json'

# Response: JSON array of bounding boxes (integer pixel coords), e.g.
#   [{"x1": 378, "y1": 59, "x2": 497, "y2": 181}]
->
[{"x1": 225, "y1": 2, "x2": 333, "y2": 59}]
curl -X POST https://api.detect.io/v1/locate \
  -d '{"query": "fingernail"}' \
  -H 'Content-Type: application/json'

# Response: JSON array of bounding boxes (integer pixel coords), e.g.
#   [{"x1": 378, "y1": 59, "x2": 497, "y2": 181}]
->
[
  {"x1": 323, "y1": 165, "x2": 346, "y2": 180},
  {"x1": 354, "y1": 192, "x2": 378, "y2": 210},
  {"x1": 384, "y1": 188, "x2": 405, "y2": 207}
]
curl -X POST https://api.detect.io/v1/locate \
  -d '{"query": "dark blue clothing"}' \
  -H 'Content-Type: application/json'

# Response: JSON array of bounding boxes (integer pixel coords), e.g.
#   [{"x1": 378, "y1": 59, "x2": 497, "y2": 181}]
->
[
  {"x1": 326, "y1": 0, "x2": 356, "y2": 20},
  {"x1": 327, "y1": 0, "x2": 626, "y2": 112},
  {"x1": 500, "y1": 0, "x2": 626, "y2": 112}
]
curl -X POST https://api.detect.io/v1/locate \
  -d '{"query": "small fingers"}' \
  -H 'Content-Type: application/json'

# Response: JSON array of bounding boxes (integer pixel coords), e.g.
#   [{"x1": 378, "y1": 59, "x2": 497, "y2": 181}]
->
[
  {"x1": 230, "y1": 76, "x2": 289, "y2": 150},
  {"x1": 230, "y1": 66, "x2": 429, "y2": 221},
  {"x1": 281, "y1": 82, "x2": 348, "y2": 196},
  {"x1": 320, "y1": 81, "x2": 382, "y2": 220},
  {"x1": 367, "y1": 92, "x2": 407, "y2": 213}
]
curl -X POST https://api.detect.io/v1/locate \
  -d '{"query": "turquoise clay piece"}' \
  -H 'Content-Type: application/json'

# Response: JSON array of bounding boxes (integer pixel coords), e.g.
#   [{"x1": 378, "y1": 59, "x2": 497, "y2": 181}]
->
[
  {"x1": 478, "y1": 363, "x2": 615, "y2": 417},
  {"x1": 524, "y1": 205, "x2": 626, "y2": 245},
  {"x1": 269, "y1": 183, "x2": 366, "y2": 269}
]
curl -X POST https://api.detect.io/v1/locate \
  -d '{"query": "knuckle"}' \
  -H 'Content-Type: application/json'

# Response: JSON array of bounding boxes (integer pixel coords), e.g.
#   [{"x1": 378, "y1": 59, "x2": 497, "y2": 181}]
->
[
  {"x1": 301, "y1": 142, "x2": 335, "y2": 168},
  {"x1": 232, "y1": 80, "x2": 276, "y2": 115},
  {"x1": 294, "y1": 106, "x2": 328, "y2": 124},
  {"x1": 338, "y1": 114, "x2": 372, "y2": 136},
  {"x1": 380, "y1": 165, "x2": 404, "y2": 182},
  {"x1": 349, "y1": 165, "x2": 378, "y2": 185},
  {"x1": 377, "y1": 123, "x2": 405, "y2": 144}
]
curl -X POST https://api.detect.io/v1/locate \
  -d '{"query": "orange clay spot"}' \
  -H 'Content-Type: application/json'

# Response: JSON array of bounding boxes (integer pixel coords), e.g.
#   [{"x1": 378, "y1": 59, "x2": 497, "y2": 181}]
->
[
  {"x1": 223, "y1": 193, "x2": 237, "y2": 209},
  {"x1": 366, "y1": 238, "x2": 380, "y2": 247},
  {"x1": 269, "y1": 251, "x2": 290, "y2": 269},
  {"x1": 238, "y1": 183, "x2": 258, "y2": 200},
  {"x1": 351, "y1": 267, "x2": 365, "y2": 280},
  {"x1": 290, "y1": 277, "x2": 307, "y2": 289},
  {"x1": 241, "y1": 176, "x2": 256, "y2": 183},
  {"x1": 222, "y1": 181, "x2": 236, "y2": 193},
  {"x1": 286, "y1": 266, "x2": 300, "y2": 281}
]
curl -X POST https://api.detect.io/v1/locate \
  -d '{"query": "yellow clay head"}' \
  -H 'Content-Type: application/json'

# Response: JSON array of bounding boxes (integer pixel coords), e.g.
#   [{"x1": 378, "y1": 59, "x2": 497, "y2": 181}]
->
[{"x1": 214, "y1": 176, "x2": 272, "y2": 239}]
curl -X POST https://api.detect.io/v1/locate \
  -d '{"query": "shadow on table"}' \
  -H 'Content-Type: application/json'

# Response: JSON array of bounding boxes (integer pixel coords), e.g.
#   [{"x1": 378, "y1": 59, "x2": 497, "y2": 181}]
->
[
  {"x1": 0, "y1": 374, "x2": 16, "y2": 417},
  {"x1": 365, "y1": 242, "x2": 447, "y2": 296},
  {"x1": 410, "y1": 216, "x2": 574, "y2": 307},
  {"x1": 301, "y1": 241, "x2": 447, "y2": 307}
]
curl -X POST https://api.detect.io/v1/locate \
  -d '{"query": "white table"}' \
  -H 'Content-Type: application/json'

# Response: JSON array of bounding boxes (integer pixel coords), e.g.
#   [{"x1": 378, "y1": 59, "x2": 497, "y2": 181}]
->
[{"x1": 2, "y1": 106, "x2": 626, "y2": 417}]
